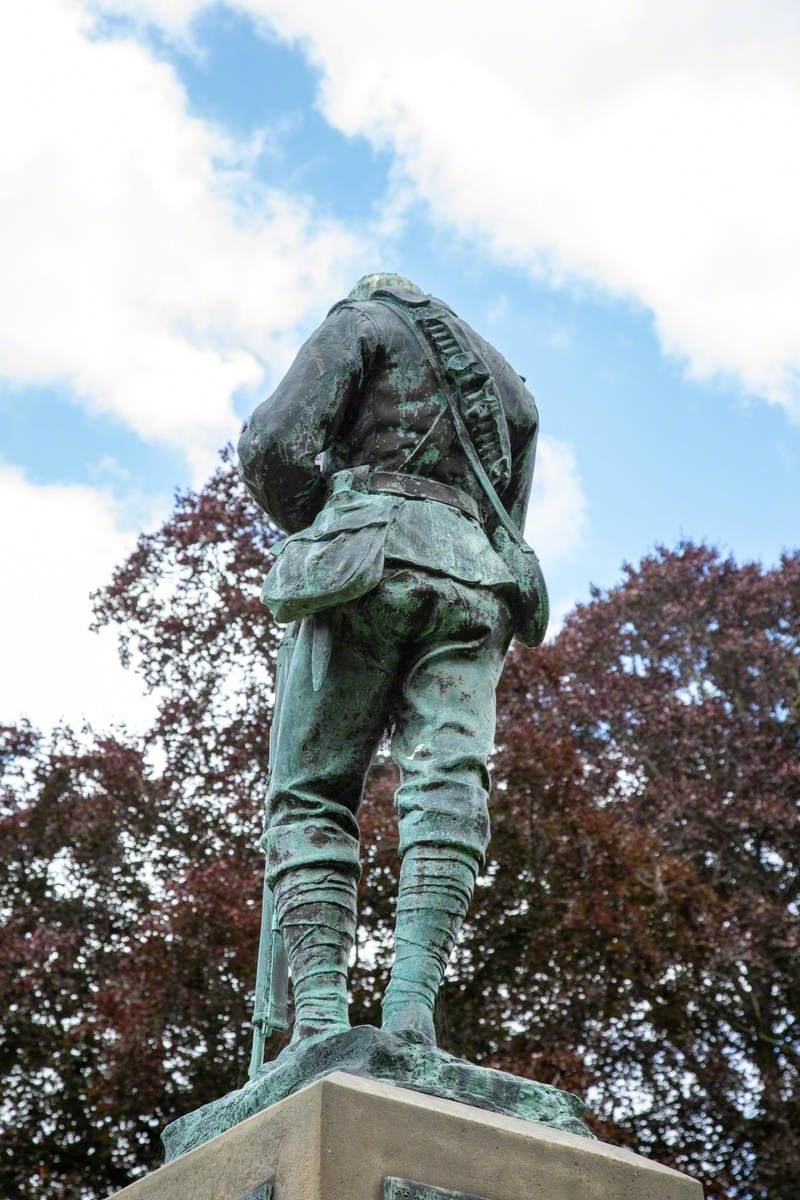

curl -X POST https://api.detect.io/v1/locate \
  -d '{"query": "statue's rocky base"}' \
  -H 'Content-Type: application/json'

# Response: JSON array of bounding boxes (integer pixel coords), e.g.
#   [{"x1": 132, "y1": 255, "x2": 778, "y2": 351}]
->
[
  {"x1": 108, "y1": 1070, "x2": 703, "y2": 1200},
  {"x1": 161, "y1": 1025, "x2": 591, "y2": 1161}
]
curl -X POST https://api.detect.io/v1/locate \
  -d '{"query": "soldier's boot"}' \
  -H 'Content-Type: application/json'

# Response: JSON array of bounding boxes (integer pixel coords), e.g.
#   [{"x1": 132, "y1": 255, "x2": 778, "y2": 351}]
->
[
  {"x1": 381, "y1": 844, "x2": 478, "y2": 1047},
  {"x1": 272, "y1": 864, "x2": 357, "y2": 1045}
]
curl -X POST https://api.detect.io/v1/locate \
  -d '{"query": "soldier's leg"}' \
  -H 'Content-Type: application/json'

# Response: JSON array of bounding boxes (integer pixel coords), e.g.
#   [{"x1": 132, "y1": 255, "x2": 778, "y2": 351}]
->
[
  {"x1": 266, "y1": 611, "x2": 399, "y2": 1042},
  {"x1": 383, "y1": 580, "x2": 512, "y2": 1044}
]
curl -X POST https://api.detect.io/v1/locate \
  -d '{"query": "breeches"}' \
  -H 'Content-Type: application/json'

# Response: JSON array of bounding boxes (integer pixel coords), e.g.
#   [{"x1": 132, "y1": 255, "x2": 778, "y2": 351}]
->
[{"x1": 263, "y1": 567, "x2": 513, "y2": 886}]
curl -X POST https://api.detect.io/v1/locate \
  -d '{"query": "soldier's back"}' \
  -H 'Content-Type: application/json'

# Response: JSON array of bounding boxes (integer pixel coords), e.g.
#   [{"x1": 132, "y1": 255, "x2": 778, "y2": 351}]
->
[{"x1": 326, "y1": 295, "x2": 537, "y2": 521}]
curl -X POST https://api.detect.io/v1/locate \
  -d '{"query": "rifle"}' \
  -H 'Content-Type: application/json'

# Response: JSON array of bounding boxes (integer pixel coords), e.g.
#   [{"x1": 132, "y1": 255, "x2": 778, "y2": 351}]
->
[
  {"x1": 247, "y1": 621, "x2": 298, "y2": 1079},
  {"x1": 248, "y1": 868, "x2": 289, "y2": 1079}
]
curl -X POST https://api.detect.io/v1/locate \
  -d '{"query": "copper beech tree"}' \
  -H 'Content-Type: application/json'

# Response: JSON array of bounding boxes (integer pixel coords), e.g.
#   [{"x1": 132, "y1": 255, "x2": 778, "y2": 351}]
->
[{"x1": 1, "y1": 452, "x2": 797, "y2": 1199}]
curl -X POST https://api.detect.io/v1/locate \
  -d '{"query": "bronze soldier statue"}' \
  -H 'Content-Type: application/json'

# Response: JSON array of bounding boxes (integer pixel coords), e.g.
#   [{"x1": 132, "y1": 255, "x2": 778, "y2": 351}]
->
[{"x1": 238, "y1": 272, "x2": 548, "y2": 1055}]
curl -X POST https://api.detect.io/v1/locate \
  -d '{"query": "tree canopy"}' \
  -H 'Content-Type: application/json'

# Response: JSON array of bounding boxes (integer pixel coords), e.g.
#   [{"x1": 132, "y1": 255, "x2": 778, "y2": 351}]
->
[{"x1": 1, "y1": 452, "x2": 797, "y2": 1199}]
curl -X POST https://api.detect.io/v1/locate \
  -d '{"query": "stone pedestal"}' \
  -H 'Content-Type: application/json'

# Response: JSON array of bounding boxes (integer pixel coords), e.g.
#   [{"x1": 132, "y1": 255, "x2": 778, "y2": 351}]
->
[{"x1": 109, "y1": 1072, "x2": 702, "y2": 1200}]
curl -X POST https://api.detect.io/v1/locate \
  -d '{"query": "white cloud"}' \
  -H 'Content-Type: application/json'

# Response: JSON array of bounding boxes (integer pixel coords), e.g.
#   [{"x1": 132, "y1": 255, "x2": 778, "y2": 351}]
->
[
  {"x1": 0, "y1": 0, "x2": 366, "y2": 481},
  {"x1": 0, "y1": 464, "x2": 160, "y2": 731},
  {"x1": 110, "y1": 0, "x2": 800, "y2": 418},
  {"x1": 523, "y1": 435, "x2": 588, "y2": 636},
  {"x1": 524, "y1": 434, "x2": 588, "y2": 569}
]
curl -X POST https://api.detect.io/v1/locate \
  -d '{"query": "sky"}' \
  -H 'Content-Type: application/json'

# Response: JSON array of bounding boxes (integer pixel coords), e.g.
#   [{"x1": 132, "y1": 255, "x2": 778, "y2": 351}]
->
[{"x1": 1, "y1": 0, "x2": 799, "y2": 733}]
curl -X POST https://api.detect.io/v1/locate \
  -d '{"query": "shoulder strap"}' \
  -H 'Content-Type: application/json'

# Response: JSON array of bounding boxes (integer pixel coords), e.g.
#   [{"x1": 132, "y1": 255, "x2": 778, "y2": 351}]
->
[{"x1": 373, "y1": 292, "x2": 526, "y2": 547}]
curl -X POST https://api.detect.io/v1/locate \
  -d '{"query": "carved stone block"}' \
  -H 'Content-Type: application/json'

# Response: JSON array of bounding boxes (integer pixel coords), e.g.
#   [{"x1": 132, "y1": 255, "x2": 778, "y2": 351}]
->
[
  {"x1": 384, "y1": 1179, "x2": 488, "y2": 1200},
  {"x1": 107, "y1": 1071, "x2": 703, "y2": 1200}
]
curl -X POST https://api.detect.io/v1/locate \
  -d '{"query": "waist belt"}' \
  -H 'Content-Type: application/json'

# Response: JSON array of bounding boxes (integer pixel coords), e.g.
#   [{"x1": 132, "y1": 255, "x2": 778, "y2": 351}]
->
[{"x1": 360, "y1": 469, "x2": 480, "y2": 521}]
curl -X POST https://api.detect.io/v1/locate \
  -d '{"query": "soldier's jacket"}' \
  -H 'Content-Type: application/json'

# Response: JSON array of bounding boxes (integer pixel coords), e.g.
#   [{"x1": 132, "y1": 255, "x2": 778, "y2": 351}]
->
[{"x1": 238, "y1": 287, "x2": 539, "y2": 619}]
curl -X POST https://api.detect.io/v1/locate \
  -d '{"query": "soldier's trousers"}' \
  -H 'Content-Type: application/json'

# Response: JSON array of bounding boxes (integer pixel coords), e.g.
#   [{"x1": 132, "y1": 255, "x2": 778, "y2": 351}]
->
[{"x1": 263, "y1": 566, "x2": 513, "y2": 886}]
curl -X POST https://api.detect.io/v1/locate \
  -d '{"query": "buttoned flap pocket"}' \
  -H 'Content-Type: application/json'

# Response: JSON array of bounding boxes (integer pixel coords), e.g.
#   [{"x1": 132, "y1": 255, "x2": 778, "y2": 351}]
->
[{"x1": 262, "y1": 523, "x2": 388, "y2": 622}]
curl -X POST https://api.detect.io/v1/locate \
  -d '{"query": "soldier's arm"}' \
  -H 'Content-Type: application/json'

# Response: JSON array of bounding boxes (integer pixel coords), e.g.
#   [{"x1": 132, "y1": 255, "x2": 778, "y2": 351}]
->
[
  {"x1": 501, "y1": 392, "x2": 539, "y2": 532},
  {"x1": 238, "y1": 305, "x2": 376, "y2": 533}
]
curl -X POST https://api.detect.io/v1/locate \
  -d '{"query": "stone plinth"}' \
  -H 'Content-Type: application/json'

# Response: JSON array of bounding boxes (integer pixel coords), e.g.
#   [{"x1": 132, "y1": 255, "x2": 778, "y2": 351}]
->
[{"x1": 108, "y1": 1071, "x2": 703, "y2": 1200}]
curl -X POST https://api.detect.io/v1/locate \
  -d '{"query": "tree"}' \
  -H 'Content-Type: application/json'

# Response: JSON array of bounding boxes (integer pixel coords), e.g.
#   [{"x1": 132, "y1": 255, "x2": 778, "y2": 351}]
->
[
  {"x1": 1, "y1": 452, "x2": 797, "y2": 1199},
  {"x1": 483, "y1": 542, "x2": 800, "y2": 1198}
]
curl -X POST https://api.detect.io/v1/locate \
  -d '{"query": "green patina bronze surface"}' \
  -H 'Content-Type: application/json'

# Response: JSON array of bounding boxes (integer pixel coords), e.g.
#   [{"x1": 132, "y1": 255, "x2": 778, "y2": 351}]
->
[
  {"x1": 162, "y1": 1026, "x2": 592, "y2": 1162},
  {"x1": 239, "y1": 1185, "x2": 272, "y2": 1200},
  {"x1": 384, "y1": 1178, "x2": 489, "y2": 1200},
  {"x1": 164, "y1": 273, "x2": 580, "y2": 1160}
]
